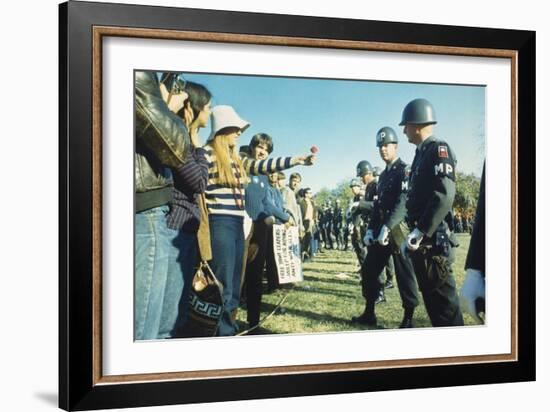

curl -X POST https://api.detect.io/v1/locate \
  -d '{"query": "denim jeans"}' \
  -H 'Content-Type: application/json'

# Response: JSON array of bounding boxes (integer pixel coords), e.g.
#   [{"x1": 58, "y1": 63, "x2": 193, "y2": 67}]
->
[
  {"x1": 158, "y1": 231, "x2": 197, "y2": 338},
  {"x1": 135, "y1": 205, "x2": 196, "y2": 340},
  {"x1": 208, "y1": 215, "x2": 244, "y2": 336}
]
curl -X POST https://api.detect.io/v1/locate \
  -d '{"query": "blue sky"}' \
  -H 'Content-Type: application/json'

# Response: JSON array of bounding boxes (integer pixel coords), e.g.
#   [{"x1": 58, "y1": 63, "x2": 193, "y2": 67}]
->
[{"x1": 179, "y1": 72, "x2": 485, "y2": 192}]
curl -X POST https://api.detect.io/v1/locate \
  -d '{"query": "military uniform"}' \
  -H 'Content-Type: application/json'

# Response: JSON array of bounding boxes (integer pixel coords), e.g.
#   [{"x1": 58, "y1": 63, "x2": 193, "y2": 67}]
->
[
  {"x1": 324, "y1": 206, "x2": 334, "y2": 249},
  {"x1": 350, "y1": 193, "x2": 366, "y2": 265},
  {"x1": 406, "y1": 136, "x2": 464, "y2": 327},
  {"x1": 352, "y1": 181, "x2": 376, "y2": 264},
  {"x1": 332, "y1": 204, "x2": 344, "y2": 249},
  {"x1": 362, "y1": 158, "x2": 420, "y2": 317}
]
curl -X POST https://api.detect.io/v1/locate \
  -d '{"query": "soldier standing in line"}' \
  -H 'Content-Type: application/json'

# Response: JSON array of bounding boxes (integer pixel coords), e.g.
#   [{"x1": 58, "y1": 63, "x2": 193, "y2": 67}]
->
[
  {"x1": 333, "y1": 199, "x2": 344, "y2": 250},
  {"x1": 349, "y1": 178, "x2": 366, "y2": 267},
  {"x1": 324, "y1": 201, "x2": 335, "y2": 250},
  {"x1": 400, "y1": 98, "x2": 464, "y2": 327},
  {"x1": 351, "y1": 127, "x2": 420, "y2": 328},
  {"x1": 351, "y1": 161, "x2": 386, "y2": 304},
  {"x1": 374, "y1": 166, "x2": 396, "y2": 289},
  {"x1": 317, "y1": 204, "x2": 327, "y2": 250},
  {"x1": 344, "y1": 182, "x2": 361, "y2": 252}
]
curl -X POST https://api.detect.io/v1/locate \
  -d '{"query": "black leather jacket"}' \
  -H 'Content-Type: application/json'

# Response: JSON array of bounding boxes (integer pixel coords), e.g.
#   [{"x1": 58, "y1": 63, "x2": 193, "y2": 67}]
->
[{"x1": 134, "y1": 71, "x2": 190, "y2": 211}]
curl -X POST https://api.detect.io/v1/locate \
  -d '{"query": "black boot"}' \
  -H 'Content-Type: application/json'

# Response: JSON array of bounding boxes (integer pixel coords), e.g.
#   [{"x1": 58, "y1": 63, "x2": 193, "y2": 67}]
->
[
  {"x1": 375, "y1": 290, "x2": 386, "y2": 304},
  {"x1": 399, "y1": 307, "x2": 415, "y2": 328},
  {"x1": 351, "y1": 303, "x2": 377, "y2": 326}
]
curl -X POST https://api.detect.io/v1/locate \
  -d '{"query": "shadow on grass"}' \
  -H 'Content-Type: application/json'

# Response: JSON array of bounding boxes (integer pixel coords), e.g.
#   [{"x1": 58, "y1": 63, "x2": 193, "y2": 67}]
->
[
  {"x1": 303, "y1": 274, "x2": 360, "y2": 287},
  {"x1": 260, "y1": 302, "x2": 354, "y2": 326},
  {"x1": 292, "y1": 287, "x2": 359, "y2": 300},
  {"x1": 310, "y1": 259, "x2": 358, "y2": 266}
]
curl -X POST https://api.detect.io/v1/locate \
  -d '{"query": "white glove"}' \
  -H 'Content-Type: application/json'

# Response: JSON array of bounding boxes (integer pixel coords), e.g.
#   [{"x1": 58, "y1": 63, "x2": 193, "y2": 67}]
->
[
  {"x1": 376, "y1": 225, "x2": 390, "y2": 246},
  {"x1": 405, "y1": 228, "x2": 424, "y2": 251},
  {"x1": 363, "y1": 229, "x2": 375, "y2": 246},
  {"x1": 460, "y1": 269, "x2": 486, "y2": 324}
]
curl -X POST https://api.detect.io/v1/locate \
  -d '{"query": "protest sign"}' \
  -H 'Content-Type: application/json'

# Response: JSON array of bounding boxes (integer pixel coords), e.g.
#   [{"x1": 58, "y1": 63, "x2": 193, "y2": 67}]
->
[{"x1": 272, "y1": 225, "x2": 303, "y2": 284}]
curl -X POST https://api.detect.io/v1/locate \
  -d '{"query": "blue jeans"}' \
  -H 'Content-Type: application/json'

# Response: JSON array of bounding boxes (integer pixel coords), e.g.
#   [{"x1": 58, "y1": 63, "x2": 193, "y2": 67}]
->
[
  {"x1": 158, "y1": 231, "x2": 197, "y2": 338},
  {"x1": 135, "y1": 205, "x2": 196, "y2": 340},
  {"x1": 208, "y1": 215, "x2": 244, "y2": 336}
]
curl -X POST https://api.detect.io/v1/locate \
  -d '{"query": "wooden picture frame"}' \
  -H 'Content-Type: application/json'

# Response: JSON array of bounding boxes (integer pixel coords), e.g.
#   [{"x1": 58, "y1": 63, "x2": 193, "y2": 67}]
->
[{"x1": 59, "y1": 1, "x2": 535, "y2": 410}]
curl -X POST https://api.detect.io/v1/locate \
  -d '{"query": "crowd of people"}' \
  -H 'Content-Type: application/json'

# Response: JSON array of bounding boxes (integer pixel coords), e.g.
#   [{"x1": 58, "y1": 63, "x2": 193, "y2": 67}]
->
[{"x1": 134, "y1": 71, "x2": 486, "y2": 340}]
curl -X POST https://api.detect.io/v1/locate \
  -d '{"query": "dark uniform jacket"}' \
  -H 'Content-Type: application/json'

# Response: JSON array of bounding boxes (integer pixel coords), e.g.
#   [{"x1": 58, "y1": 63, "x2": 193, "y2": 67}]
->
[
  {"x1": 406, "y1": 136, "x2": 456, "y2": 237},
  {"x1": 323, "y1": 207, "x2": 334, "y2": 231},
  {"x1": 332, "y1": 207, "x2": 344, "y2": 229},
  {"x1": 351, "y1": 194, "x2": 363, "y2": 226},
  {"x1": 465, "y1": 163, "x2": 485, "y2": 275},
  {"x1": 354, "y1": 181, "x2": 377, "y2": 223},
  {"x1": 368, "y1": 158, "x2": 409, "y2": 233}
]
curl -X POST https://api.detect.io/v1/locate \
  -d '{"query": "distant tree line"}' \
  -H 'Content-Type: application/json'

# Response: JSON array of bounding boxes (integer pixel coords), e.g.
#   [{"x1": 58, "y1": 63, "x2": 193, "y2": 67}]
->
[{"x1": 312, "y1": 171, "x2": 481, "y2": 218}]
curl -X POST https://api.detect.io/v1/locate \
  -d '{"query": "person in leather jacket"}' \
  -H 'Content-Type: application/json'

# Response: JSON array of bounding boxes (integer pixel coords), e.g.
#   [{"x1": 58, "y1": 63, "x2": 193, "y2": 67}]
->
[{"x1": 134, "y1": 71, "x2": 193, "y2": 340}]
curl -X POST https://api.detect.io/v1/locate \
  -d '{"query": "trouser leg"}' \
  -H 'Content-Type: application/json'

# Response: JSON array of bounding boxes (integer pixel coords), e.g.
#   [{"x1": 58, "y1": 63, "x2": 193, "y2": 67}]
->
[
  {"x1": 362, "y1": 245, "x2": 391, "y2": 304},
  {"x1": 409, "y1": 250, "x2": 464, "y2": 327},
  {"x1": 385, "y1": 254, "x2": 395, "y2": 283},
  {"x1": 135, "y1": 205, "x2": 172, "y2": 340},
  {"x1": 266, "y1": 226, "x2": 280, "y2": 290},
  {"x1": 391, "y1": 249, "x2": 420, "y2": 310},
  {"x1": 244, "y1": 221, "x2": 268, "y2": 326},
  {"x1": 209, "y1": 216, "x2": 245, "y2": 336},
  {"x1": 352, "y1": 229, "x2": 365, "y2": 266}
]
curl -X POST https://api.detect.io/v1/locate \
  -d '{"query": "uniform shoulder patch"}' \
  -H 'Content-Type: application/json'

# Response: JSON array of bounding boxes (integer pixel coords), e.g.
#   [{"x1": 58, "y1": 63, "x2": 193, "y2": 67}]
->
[{"x1": 438, "y1": 145, "x2": 449, "y2": 158}]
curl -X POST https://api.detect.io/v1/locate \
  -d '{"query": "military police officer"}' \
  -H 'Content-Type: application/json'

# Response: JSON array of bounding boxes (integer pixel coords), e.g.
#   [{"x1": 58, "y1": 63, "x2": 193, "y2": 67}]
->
[
  {"x1": 351, "y1": 161, "x2": 376, "y2": 265},
  {"x1": 400, "y1": 98, "x2": 464, "y2": 327},
  {"x1": 372, "y1": 167, "x2": 396, "y2": 288},
  {"x1": 352, "y1": 127, "x2": 420, "y2": 327},
  {"x1": 346, "y1": 178, "x2": 362, "y2": 253},
  {"x1": 350, "y1": 160, "x2": 388, "y2": 306},
  {"x1": 333, "y1": 199, "x2": 344, "y2": 249}
]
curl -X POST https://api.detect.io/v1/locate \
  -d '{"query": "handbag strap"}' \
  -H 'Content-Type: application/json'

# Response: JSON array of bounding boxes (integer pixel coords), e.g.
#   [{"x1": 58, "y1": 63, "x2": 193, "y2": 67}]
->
[{"x1": 197, "y1": 193, "x2": 212, "y2": 261}]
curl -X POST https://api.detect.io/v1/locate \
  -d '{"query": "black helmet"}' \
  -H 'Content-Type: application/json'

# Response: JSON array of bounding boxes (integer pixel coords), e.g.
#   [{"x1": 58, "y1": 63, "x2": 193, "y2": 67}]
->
[
  {"x1": 356, "y1": 160, "x2": 373, "y2": 177},
  {"x1": 376, "y1": 127, "x2": 399, "y2": 147},
  {"x1": 349, "y1": 178, "x2": 361, "y2": 188},
  {"x1": 399, "y1": 98, "x2": 437, "y2": 126},
  {"x1": 373, "y1": 166, "x2": 382, "y2": 177}
]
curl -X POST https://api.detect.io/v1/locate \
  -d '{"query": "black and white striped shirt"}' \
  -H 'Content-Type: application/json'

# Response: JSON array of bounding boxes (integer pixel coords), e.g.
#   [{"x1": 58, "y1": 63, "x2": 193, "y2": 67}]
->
[{"x1": 203, "y1": 144, "x2": 293, "y2": 218}]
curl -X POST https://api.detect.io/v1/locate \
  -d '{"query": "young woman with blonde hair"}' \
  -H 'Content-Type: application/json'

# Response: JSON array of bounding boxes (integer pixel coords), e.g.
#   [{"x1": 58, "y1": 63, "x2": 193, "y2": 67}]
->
[{"x1": 204, "y1": 105, "x2": 315, "y2": 336}]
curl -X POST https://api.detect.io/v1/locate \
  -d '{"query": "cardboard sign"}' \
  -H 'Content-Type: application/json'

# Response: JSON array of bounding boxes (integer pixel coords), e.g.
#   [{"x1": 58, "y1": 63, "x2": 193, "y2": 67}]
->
[{"x1": 272, "y1": 225, "x2": 303, "y2": 284}]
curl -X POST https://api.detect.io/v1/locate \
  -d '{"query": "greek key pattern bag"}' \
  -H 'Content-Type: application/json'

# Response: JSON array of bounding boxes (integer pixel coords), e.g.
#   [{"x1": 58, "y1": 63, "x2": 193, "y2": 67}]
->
[{"x1": 184, "y1": 261, "x2": 224, "y2": 337}]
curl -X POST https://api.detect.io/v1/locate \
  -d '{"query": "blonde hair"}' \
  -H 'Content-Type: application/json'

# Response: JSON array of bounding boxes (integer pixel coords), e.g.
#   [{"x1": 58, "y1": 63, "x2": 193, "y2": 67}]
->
[{"x1": 211, "y1": 133, "x2": 248, "y2": 187}]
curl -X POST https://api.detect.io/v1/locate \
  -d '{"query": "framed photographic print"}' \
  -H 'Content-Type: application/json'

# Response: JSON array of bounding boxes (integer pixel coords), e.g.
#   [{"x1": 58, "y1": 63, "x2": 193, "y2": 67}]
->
[{"x1": 59, "y1": 1, "x2": 535, "y2": 410}]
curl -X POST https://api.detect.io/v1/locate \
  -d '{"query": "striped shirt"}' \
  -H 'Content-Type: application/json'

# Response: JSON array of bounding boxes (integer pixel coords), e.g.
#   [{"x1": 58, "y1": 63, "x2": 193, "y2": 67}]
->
[
  {"x1": 166, "y1": 147, "x2": 209, "y2": 232},
  {"x1": 203, "y1": 144, "x2": 293, "y2": 218}
]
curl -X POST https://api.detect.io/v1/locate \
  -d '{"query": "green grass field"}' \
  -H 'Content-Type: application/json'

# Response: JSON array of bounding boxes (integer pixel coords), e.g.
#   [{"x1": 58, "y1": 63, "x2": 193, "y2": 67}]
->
[{"x1": 236, "y1": 233, "x2": 476, "y2": 334}]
